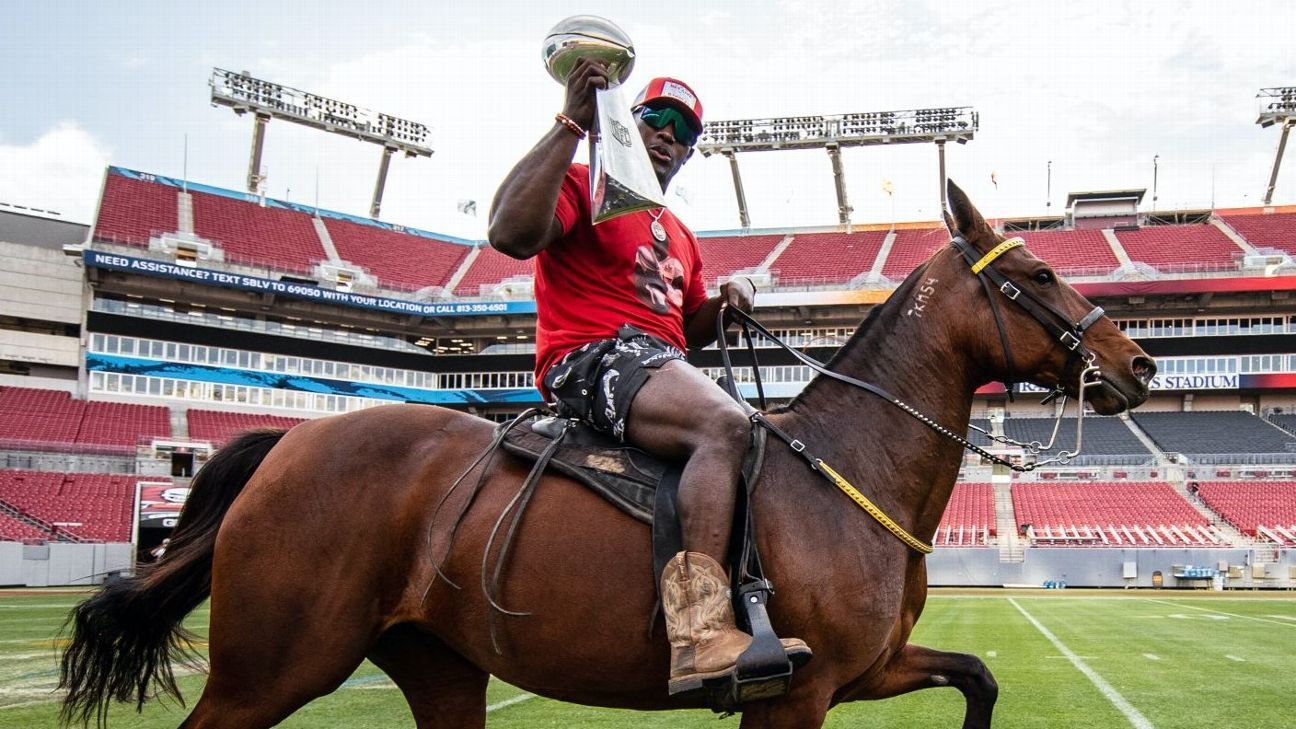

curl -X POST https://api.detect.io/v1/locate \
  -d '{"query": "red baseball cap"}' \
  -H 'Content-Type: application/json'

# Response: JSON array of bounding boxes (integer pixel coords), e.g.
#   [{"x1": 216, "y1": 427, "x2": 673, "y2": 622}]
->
[{"x1": 633, "y1": 77, "x2": 704, "y2": 133}]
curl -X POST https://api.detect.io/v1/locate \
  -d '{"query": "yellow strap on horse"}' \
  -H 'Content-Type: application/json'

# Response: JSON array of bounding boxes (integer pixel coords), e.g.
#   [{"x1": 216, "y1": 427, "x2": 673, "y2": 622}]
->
[
  {"x1": 814, "y1": 460, "x2": 934, "y2": 554},
  {"x1": 969, "y1": 237, "x2": 1025, "y2": 274}
]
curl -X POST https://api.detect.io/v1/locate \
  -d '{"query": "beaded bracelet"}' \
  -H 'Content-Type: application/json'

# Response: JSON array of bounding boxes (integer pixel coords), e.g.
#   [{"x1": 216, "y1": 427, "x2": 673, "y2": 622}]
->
[{"x1": 554, "y1": 113, "x2": 587, "y2": 140}]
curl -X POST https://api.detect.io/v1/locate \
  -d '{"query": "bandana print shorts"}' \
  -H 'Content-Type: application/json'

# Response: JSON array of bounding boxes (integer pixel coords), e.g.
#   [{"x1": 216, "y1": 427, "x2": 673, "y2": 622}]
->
[{"x1": 542, "y1": 324, "x2": 686, "y2": 441}]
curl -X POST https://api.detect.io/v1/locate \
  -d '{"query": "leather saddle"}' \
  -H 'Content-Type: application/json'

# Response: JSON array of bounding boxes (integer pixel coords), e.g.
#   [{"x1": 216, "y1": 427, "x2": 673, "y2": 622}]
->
[{"x1": 499, "y1": 413, "x2": 766, "y2": 526}]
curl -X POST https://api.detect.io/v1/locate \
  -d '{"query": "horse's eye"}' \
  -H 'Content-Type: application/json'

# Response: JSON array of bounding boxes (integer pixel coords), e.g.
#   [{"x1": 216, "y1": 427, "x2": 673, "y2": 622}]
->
[{"x1": 1032, "y1": 270, "x2": 1055, "y2": 286}]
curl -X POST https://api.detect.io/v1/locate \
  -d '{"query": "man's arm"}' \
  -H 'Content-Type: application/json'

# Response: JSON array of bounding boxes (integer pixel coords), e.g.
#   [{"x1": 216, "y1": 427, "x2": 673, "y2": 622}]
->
[
  {"x1": 683, "y1": 278, "x2": 756, "y2": 349},
  {"x1": 487, "y1": 59, "x2": 607, "y2": 260}
]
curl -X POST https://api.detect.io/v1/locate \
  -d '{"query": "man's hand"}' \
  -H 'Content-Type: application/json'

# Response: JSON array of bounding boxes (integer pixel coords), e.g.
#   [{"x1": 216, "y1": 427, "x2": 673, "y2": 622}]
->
[
  {"x1": 720, "y1": 277, "x2": 756, "y2": 319},
  {"x1": 562, "y1": 58, "x2": 609, "y2": 132}
]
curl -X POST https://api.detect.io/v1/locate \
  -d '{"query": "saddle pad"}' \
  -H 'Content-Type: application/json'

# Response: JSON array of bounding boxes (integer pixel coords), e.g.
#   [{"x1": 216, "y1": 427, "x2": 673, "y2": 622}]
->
[{"x1": 500, "y1": 416, "x2": 664, "y2": 524}]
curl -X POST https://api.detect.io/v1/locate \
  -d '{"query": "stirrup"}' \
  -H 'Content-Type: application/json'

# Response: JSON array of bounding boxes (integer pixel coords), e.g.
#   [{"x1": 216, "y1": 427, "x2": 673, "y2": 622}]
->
[{"x1": 702, "y1": 580, "x2": 811, "y2": 714}]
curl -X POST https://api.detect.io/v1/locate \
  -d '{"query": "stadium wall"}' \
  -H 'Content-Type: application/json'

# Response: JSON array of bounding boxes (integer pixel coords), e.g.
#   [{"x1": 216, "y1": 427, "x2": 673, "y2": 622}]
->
[
  {"x1": 0, "y1": 541, "x2": 133, "y2": 587},
  {"x1": 928, "y1": 548, "x2": 1294, "y2": 588}
]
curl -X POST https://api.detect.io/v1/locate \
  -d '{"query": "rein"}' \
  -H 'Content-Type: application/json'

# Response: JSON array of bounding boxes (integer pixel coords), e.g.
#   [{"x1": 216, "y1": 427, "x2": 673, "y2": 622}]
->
[{"x1": 716, "y1": 235, "x2": 1112, "y2": 554}]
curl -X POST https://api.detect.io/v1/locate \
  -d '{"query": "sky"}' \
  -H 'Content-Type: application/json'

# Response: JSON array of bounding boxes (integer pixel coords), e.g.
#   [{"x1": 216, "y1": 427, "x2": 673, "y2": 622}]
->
[{"x1": 1, "y1": 1, "x2": 1295, "y2": 240}]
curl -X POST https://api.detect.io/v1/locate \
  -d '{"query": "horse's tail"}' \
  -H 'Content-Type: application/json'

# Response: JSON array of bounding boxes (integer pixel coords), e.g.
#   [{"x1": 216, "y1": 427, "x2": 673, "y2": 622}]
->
[{"x1": 59, "y1": 429, "x2": 287, "y2": 727}]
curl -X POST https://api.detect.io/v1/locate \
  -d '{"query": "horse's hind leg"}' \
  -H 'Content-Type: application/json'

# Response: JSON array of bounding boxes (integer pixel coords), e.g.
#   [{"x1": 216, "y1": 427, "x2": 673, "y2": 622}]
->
[
  {"x1": 179, "y1": 569, "x2": 379, "y2": 727},
  {"x1": 368, "y1": 624, "x2": 489, "y2": 729},
  {"x1": 857, "y1": 643, "x2": 998, "y2": 729}
]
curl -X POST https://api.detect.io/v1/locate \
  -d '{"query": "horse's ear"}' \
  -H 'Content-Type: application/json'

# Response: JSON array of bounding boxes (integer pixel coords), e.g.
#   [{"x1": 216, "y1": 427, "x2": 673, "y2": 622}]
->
[
  {"x1": 942, "y1": 210, "x2": 958, "y2": 236},
  {"x1": 947, "y1": 179, "x2": 992, "y2": 245}
]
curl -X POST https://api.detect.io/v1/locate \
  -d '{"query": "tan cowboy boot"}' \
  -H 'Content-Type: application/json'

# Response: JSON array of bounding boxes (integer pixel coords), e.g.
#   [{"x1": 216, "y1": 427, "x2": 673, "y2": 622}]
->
[{"x1": 660, "y1": 551, "x2": 811, "y2": 695}]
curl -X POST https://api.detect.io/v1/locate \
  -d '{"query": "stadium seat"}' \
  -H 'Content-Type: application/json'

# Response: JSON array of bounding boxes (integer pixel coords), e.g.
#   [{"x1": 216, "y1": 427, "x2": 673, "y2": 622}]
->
[
  {"x1": 1013, "y1": 481, "x2": 1217, "y2": 546},
  {"x1": 883, "y1": 228, "x2": 948, "y2": 280},
  {"x1": 452, "y1": 246, "x2": 535, "y2": 297},
  {"x1": 187, "y1": 409, "x2": 307, "y2": 447},
  {"x1": 190, "y1": 191, "x2": 327, "y2": 273},
  {"x1": 92, "y1": 171, "x2": 180, "y2": 246},
  {"x1": 772, "y1": 231, "x2": 887, "y2": 286},
  {"x1": 325, "y1": 218, "x2": 472, "y2": 292},
  {"x1": 1114, "y1": 224, "x2": 1241, "y2": 271},
  {"x1": 1220, "y1": 212, "x2": 1296, "y2": 257},
  {"x1": 936, "y1": 483, "x2": 996, "y2": 546},
  {"x1": 697, "y1": 234, "x2": 785, "y2": 289}
]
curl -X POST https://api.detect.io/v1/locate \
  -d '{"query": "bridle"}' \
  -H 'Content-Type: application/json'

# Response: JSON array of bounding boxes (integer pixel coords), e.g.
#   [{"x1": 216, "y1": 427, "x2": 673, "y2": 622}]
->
[
  {"x1": 948, "y1": 235, "x2": 1109, "y2": 466},
  {"x1": 717, "y1": 234, "x2": 1117, "y2": 554},
  {"x1": 720, "y1": 234, "x2": 1112, "y2": 477}
]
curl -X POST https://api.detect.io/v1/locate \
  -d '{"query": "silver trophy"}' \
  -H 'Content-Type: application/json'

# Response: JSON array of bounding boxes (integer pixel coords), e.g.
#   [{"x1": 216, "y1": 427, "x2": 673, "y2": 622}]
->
[{"x1": 542, "y1": 15, "x2": 668, "y2": 224}]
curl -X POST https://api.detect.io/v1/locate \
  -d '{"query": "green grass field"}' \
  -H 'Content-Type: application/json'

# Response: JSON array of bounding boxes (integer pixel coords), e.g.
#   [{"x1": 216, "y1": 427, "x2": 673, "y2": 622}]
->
[{"x1": 2, "y1": 589, "x2": 1293, "y2": 728}]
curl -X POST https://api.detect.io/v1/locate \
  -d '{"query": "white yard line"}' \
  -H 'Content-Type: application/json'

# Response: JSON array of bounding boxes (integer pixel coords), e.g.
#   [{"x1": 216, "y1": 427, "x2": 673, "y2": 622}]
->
[
  {"x1": 0, "y1": 699, "x2": 53, "y2": 711},
  {"x1": 487, "y1": 693, "x2": 537, "y2": 713},
  {"x1": 1009, "y1": 598, "x2": 1154, "y2": 729},
  {"x1": 1225, "y1": 655, "x2": 1247, "y2": 662},
  {"x1": 1142, "y1": 654, "x2": 1161, "y2": 661},
  {"x1": 1148, "y1": 599, "x2": 1296, "y2": 628}
]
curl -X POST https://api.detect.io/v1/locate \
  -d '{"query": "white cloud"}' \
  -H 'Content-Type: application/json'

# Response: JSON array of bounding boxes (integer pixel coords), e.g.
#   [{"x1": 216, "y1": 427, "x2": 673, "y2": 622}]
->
[{"x1": 0, "y1": 123, "x2": 111, "y2": 223}]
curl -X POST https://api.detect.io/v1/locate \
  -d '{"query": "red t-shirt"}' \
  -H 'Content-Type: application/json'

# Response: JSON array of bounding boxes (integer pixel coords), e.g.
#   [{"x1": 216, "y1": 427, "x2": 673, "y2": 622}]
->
[{"x1": 534, "y1": 163, "x2": 708, "y2": 392}]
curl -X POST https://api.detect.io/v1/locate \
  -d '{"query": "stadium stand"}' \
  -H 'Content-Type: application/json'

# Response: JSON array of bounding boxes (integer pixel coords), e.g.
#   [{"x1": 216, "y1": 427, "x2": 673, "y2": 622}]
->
[
  {"x1": 1268, "y1": 412, "x2": 1296, "y2": 436},
  {"x1": 452, "y1": 246, "x2": 534, "y2": 297},
  {"x1": 1113, "y1": 224, "x2": 1241, "y2": 270},
  {"x1": 187, "y1": 409, "x2": 308, "y2": 446},
  {"x1": 768, "y1": 231, "x2": 885, "y2": 287},
  {"x1": 1131, "y1": 411, "x2": 1296, "y2": 461},
  {"x1": 1001, "y1": 417, "x2": 1153, "y2": 463},
  {"x1": 1012, "y1": 481, "x2": 1220, "y2": 546},
  {"x1": 1220, "y1": 211, "x2": 1296, "y2": 256},
  {"x1": 0, "y1": 387, "x2": 83, "y2": 447},
  {"x1": 697, "y1": 234, "x2": 784, "y2": 287},
  {"x1": 78, "y1": 401, "x2": 171, "y2": 448},
  {"x1": 0, "y1": 470, "x2": 135, "y2": 542},
  {"x1": 935, "y1": 483, "x2": 995, "y2": 546},
  {"x1": 883, "y1": 227, "x2": 948, "y2": 280},
  {"x1": 0, "y1": 387, "x2": 169, "y2": 452},
  {"x1": 0, "y1": 511, "x2": 53, "y2": 542},
  {"x1": 1195, "y1": 481, "x2": 1296, "y2": 546},
  {"x1": 325, "y1": 217, "x2": 471, "y2": 292},
  {"x1": 189, "y1": 190, "x2": 326, "y2": 273},
  {"x1": 1012, "y1": 229, "x2": 1121, "y2": 274},
  {"x1": 92, "y1": 171, "x2": 179, "y2": 244},
  {"x1": 965, "y1": 419, "x2": 993, "y2": 448}
]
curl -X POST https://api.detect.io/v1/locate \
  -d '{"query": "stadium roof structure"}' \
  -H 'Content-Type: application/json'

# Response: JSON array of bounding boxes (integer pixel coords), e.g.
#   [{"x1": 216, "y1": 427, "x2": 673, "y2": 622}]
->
[
  {"x1": 1065, "y1": 189, "x2": 1148, "y2": 207},
  {"x1": 0, "y1": 209, "x2": 89, "y2": 251}
]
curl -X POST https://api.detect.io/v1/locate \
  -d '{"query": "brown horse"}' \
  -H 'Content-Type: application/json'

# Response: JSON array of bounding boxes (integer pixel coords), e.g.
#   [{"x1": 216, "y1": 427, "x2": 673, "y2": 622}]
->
[{"x1": 60, "y1": 182, "x2": 1154, "y2": 729}]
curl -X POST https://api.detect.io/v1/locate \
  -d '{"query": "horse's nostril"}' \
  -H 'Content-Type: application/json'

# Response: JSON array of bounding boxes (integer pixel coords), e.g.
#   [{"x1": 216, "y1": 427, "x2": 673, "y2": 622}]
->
[{"x1": 1132, "y1": 356, "x2": 1156, "y2": 384}]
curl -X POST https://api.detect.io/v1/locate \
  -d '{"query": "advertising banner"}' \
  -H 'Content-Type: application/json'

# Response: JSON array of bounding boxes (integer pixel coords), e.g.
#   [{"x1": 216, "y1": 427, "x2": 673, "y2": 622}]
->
[
  {"x1": 84, "y1": 250, "x2": 536, "y2": 319},
  {"x1": 138, "y1": 482, "x2": 189, "y2": 529}
]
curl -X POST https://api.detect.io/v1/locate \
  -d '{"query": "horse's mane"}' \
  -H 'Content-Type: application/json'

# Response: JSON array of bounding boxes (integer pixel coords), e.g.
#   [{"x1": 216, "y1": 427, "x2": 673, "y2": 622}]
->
[{"x1": 774, "y1": 246, "x2": 944, "y2": 413}]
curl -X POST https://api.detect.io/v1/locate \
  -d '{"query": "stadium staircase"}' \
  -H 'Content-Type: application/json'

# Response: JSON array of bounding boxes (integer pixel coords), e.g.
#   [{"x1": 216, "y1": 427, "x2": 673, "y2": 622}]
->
[
  {"x1": 0, "y1": 499, "x2": 76, "y2": 543},
  {"x1": 994, "y1": 483, "x2": 1025, "y2": 562},
  {"x1": 170, "y1": 406, "x2": 189, "y2": 440},
  {"x1": 1121, "y1": 415, "x2": 1175, "y2": 466},
  {"x1": 1169, "y1": 481, "x2": 1250, "y2": 547}
]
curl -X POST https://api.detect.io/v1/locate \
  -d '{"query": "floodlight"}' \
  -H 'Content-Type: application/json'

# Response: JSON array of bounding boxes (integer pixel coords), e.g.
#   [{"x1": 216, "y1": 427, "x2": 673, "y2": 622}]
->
[
  {"x1": 210, "y1": 68, "x2": 433, "y2": 218},
  {"x1": 697, "y1": 106, "x2": 977, "y2": 226},
  {"x1": 1256, "y1": 86, "x2": 1296, "y2": 205}
]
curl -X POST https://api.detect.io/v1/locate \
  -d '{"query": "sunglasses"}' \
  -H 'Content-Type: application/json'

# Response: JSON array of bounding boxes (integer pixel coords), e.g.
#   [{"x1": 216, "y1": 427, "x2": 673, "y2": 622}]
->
[{"x1": 637, "y1": 105, "x2": 700, "y2": 147}]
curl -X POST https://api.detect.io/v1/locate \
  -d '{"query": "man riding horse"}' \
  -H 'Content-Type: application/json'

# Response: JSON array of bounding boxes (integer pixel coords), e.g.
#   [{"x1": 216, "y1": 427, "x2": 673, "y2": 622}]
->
[{"x1": 487, "y1": 58, "x2": 811, "y2": 696}]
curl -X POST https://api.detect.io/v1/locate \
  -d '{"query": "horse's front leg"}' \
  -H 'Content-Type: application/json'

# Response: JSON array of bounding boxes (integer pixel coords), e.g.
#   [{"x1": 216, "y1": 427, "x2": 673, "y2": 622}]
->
[{"x1": 850, "y1": 642, "x2": 997, "y2": 729}]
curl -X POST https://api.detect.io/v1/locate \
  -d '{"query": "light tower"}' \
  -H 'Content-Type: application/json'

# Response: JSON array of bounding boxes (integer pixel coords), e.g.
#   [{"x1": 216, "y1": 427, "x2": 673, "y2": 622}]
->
[
  {"x1": 1257, "y1": 86, "x2": 1296, "y2": 206},
  {"x1": 209, "y1": 68, "x2": 433, "y2": 218},
  {"x1": 696, "y1": 107, "x2": 977, "y2": 228}
]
